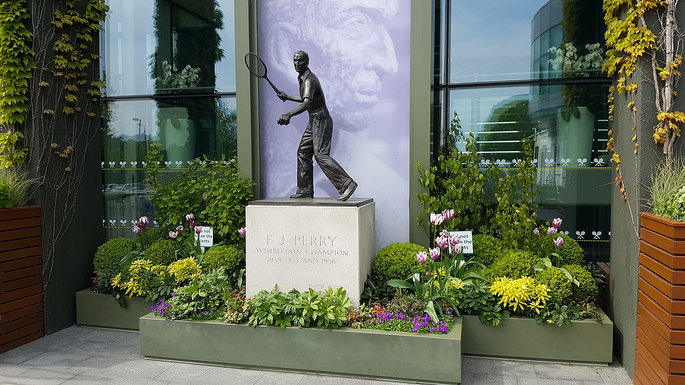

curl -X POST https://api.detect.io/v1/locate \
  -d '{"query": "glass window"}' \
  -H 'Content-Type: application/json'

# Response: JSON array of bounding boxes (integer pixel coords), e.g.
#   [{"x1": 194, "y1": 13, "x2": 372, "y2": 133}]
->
[
  {"x1": 449, "y1": 0, "x2": 604, "y2": 83},
  {"x1": 102, "y1": 97, "x2": 236, "y2": 238},
  {"x1": 102, "y1": 0, "x2": 236, "y2": 96}
]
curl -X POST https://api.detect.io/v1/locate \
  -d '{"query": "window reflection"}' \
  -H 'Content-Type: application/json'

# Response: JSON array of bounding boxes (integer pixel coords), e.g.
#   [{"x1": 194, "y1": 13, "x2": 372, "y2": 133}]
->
[{"x1": 102, "y1": 0, "x2": 236, "y2": 96}]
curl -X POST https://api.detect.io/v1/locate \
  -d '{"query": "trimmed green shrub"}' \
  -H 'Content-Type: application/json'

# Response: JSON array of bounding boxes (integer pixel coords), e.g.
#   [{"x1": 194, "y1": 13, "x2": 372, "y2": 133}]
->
[
  {"x1": 535, "y1": 267, "x2": 572, "y2": 304},
  {"x1": 486, "y1": 250, "x2": 541, "y2": 280},
  {"x1": 144, "y1": 239, "x2": 184, "y2": 265},
  {"x1": 203, "y1": 244, "x2": 244, "y2": 276},
  {"x1": 526, "y1": 233, "x2": 585, "y2": 266},
  {"x1": 371, "y1": 243, "x2": 426, "y2": 286},
  {"x1": 563, "y1": 264, "x2": 599, "y2": 302},
  {"x1": 471, "y1": 234, "x2": 506, "y2": 266},
  {"x1": 93, "y1": 238, "x2": 136, "y2": 272}
]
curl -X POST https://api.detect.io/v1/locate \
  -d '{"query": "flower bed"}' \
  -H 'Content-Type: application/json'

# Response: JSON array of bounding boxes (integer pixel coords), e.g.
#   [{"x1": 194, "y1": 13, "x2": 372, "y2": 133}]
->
[
  {"x1": 75, "y1": 289, "x2": 153, "y2": 330},
  {"x1": 139, "y1": 313, "x2": 462, "y2": 384},
  {"x1": 461, "y1": 307, "x2": 613, "y2": 363}
]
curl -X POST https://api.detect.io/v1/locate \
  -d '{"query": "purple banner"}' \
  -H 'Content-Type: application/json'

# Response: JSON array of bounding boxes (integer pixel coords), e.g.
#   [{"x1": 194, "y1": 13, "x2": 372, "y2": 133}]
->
[{"x1": 257, "y1": 0, "x2": 411, "y2": 249}]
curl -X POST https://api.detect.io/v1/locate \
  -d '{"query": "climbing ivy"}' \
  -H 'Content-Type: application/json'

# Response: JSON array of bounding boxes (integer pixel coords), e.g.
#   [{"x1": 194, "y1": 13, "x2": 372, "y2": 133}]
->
[{"x1": 0, "y1": 0, "x2": 34, "y2": 168}]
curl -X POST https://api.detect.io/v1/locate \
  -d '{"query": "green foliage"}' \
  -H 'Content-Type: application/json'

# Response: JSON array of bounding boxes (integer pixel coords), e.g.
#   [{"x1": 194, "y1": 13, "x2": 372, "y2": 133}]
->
[
  {"x1": 164, "y1": 268, "x2": 232, "y2": 320},
  {"x1": 144, "y1": 239, "x2": 184, "y2": 266},
  {"x1": 535, "y1": 267, "x2": 573, "y2": 304},
  {"x1": 385, "y1": 295, "x2": 427, "y2": 318},
  {"x1": 456, "y1": 281, "x2": 509, "y2": 327},
  {"x1": 0, "y1": 0, "x2": 34, "y2": 168},
  {"x1": 486, "y1": 138, "x2": 538, "y2": 248},
  {"x1": 363, "y1": 312, "x2": 454, "y2": 334},
  {"x1": 490, "y1": 276, "x2": 550, "y2": 315},
  {"x1": 417, "y1": 113, "x2": 489, "y2": 233},
  {"x1": 535, "y1": 303, "x2": 604, "y2": 327},
  {"x1": 145, "y1": 144, "x2": 253, "y2": 243},
  {"x1": 486, "y1": 250, "x2": 542, "y2": 280},
  {"x1": 563, "y1": 264, "x2": 599, "y2": 302},
  {"x1": 138, "y1": 227, "x2": 167, "y2": 251},
  {"x1": 650, "y1": 160, "x2": 685, "y2": 220},
  {"x1": 112, "y1": 259, "x2": 175, "y2": 303},
  {"x1": 202, "y1": 245, "x2": 245, "y2": 277},
  {"x1": 0, "y1": 183, "x2": 12, "y2": 208},
  {"x1": 247, "y1": 287, "x2": 353, "y2": 330},
  {"x1": 371, "y1": 242, "x2": 426, "y2": 287},
  {"x1": 526, "y1": 233, "x2": 585, "y2": 266},
  {"x1": 93, "y1": 238, "x2": 136, "y2": 272},
  {"x1": 360, "y1": 275, "x2": 395, "y2": 306},
  {"x1": 471, "y1": 234, "x2": 506, "y2": 266}
]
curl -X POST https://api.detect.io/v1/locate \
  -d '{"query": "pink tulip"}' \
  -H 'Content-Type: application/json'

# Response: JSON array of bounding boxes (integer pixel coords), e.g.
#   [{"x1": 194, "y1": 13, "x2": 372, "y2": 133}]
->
[
  {"x1": 449, "y1": 235, "x2": 460, "y2": 246},
  {"x1": 442, "y1": 209, "x2": 455, "y2": 221},
  {"x1": 137, "y1": 216, "x2": 148, "y2": 229},
  {"x1": 238, "y1": 227, "x2": 247, "y2": 237},
  {"x1": 533, "y1": 228, "x2": 540, "y2": 237},
  {"x1": 195, "y1": 226, "x2": 202, "y2": 235},
  {"x1": 440, "y1": 230, "x2": 450, "y2": 238},
  {"x1": 429, "y1": 247, "x2": 440, "y2": 260},
  {"x1": 430, "y1": 213, "x2": 445, "y2": 226},
  {"x1": 169, "y1": 231, "x2": 178, "y2": 239},
  {"x1": 547, "y1": 227, "x2": 557, "y2": 236},
  {"x1": 176, "y1": 225, "x2": 184, "y2": 232},
  {"x1": 552, "y1": 218, "x2": 563, "y2": 229},
  {"x1": 416, "y1": 251, "x2": 428, "y2": 264},
  {"x1": 436, "y1": 236, "x2": 449, "y2": 250},
  {"x1": 186, "y1": 213, "x2": 195, "y2": 222},
  {"x1": 554, "y1": 236, "x2": 565, "y2": 247},
  {"x1": 453, "y1": 244, "x2": 462, "y2": 254},
  {"x1": 132, "y1": 225, "x2": 141, "y2": 235}
]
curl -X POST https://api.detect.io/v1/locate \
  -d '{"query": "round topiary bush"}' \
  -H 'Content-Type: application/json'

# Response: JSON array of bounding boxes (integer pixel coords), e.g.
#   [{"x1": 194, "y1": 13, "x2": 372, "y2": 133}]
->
[
  {"x1": 371, "y1": 242, "x2": 427, "y2": 286},
  {"x1": 144, "y1": 239, "x2": 184, "y2": 265},
  {"x1": 563, "y1": 264, "x2": 599, "y2": 302},
  {"x1": 535, "y1": 267, "x2": 572, "y2": 304},
  {"x1": 93, "y1": 237, "x2": 137, "y2": 272},
  {"x1": 471, "y1": 234, "x2": 506, "y2": 266},
  {"x1": 526, "y1": 233, "x2": 585, "y2": 266},
  {"x1": 486, "y1": 250, "x2": 541, "y2": 280},
  {"x1": 203, "y1": 244, "x2": 244, "y2": 276}
]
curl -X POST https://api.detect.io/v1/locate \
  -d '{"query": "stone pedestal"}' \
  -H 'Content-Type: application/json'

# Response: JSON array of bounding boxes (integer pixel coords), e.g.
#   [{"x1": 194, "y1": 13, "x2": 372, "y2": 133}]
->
[{"x1": 246, "y1": 198, "x2": 375, "y2": 306}]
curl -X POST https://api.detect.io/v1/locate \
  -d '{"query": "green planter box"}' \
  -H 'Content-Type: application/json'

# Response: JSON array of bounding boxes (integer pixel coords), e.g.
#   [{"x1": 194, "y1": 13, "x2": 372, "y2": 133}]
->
[
  {"x1": 75, "y1": 289, "x2": 153, "y2": 330},
  {"x1": 140, "y1": 314, "x2": 462, "y2": 384},
  {"x1": 462, "y1": 308, "x2": 613, "y2": 363}
]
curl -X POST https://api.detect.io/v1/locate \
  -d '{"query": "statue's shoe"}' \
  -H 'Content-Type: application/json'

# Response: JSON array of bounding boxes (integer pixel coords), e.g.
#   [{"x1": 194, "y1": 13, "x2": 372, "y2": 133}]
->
[
  {"x1": 290, "y1": 192, "x2": 313, "y2": 198},
  {"x1": 337, "y1": 181, "x2": 358, "y2": 201}
]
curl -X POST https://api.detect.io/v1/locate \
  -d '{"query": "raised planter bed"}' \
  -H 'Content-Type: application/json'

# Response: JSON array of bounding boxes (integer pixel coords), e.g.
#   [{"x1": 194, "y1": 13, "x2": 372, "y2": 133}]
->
[
  {"x1": 140, "y1": 313, "x2": 462, "y2": 384},
  {"x1": 636, "y1": 212, "x2": 685, "y2": 385},
  {"x1": 462, "y1": 307, "x2": 613, "y2": 364},
  {"x1": 0, "y1": 206, "x2": 43, "y2": 354},
  {"x1": 75, "y1": 289, "x2": 153, "y2": 330}
]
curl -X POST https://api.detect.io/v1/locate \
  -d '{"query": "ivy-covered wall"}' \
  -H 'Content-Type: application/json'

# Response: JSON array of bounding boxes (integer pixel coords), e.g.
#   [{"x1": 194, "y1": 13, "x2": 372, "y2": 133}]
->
[{"x1": 25, "y1": 0, "x2": 106, "y2": 333}]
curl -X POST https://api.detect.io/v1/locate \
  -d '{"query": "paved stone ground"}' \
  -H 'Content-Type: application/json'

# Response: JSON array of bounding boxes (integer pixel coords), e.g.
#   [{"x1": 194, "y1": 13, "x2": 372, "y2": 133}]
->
[{"x1": 0, "y1": 326, "x2": 632, "y2": 385}]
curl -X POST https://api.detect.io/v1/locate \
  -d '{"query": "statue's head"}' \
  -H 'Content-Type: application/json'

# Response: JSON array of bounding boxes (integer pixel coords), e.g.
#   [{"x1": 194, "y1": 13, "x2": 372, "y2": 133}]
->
[
  {"x1": 293, "y1": 50, "x2": 309, "y2": 73},
  {"x1": 263, "y1": 0, "x2": 399, "y2": 130}
]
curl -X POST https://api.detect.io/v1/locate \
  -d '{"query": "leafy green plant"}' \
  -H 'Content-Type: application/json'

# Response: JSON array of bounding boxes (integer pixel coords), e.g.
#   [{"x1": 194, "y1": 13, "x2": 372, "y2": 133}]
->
[
  {"x1": 247, "y1": 287, "x2": 292, "y2": 328},
  {"x1": 370, "y1": 242, "x2": 426, "y2": 287},
  {"x1": 526, "y1": 224, "x2": 585, "y2": 267},
  {"x1": 650, "y1": 160, "x2": 685, "y2": 220},
  {"x1": 163, "y1": 268, "x2": 232, "y2": 320},
  {"x1": 144, "y1": 239, "x2": 185, "y2": 266},
  {"x1": 535, "y1": 267, "x2": 573, "y2": 304},
  {"x1": 535, "y1": 304, "x2": 574, "y2": 327},
  {"x1": 456, "y1": 281, "x2": 509, "y2": 327},
  {"x1": 290, "y1": 287, "x2": 353, "y2": 329},
  {"x1": 0, "y1": 168, "x2": 32, "y2": 208},
  {"x1": 0, "y1": 0, "x2": 34, "y2": 168},
  {"x1": 202, "y1": 245, "x2": 244, "y2": 277},
  {"x1": 360, "y1": 275, "x2": 394, "y2": 306},
  {"x1": 145, "y1": 144, "x2": 253, "y2": 244},
  {"x1": 363, "y1": 312, "x2": 454, "y2": 334},
  {"x1": 471, "y1": 234, "x2": 507, "y2": 266},
  {"x1": 385, "y1": 295, "x2": 427, "y2": 318},
  {"x1": 489, "y1": 276, "x2": 550, "y2": 316},
  {"x1": 93, "y1": 238, "x2": 137, "y2": 273},
  {"x1": 112, "y1": 258, "x2": 201, "y2": 304},
  {"x1": 486, "y1": 250, "x2": 541, "y2": 280},
  {"x1": 563, "y1": 264, "x2": 599, "y2": 302}
]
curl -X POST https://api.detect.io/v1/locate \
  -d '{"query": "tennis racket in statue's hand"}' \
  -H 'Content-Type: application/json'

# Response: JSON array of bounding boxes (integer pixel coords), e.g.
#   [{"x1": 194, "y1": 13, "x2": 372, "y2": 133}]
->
[{"x1": 244, "y1": 53, "x2": 284, "y2": 96}]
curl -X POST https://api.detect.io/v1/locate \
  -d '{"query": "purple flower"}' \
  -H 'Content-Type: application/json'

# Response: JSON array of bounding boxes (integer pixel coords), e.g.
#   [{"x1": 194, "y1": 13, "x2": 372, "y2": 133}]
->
[
  {"x1": 533, "y1": 228, "x2": 540, "y2": 237},
  {"x1": 442, "y1": 209, "x2": 455, "y2": 221},
  {"x1": 169, "y1": 231, "x2": 178, "y2": 239},
  {"x1": 195, "y1": 226, "x2": 202, "y2": 235},
  {"x1": 554, "y1": 236, "x2": 565, "y2": 247},
  {"x1": 452, "y1": 244, "x2": 462, "y2": 255},
  {"x1": 176, "y1": 225, "x2": 184, "y2": 232},
  {"x1": 186, "y1": 213, "x2": 195, "y2": 222},
  {"x1": 552, "y1": 217, "x2": 563, "y2": 229},
  {"x1": 238, "y1": 227, "x2": 246, "y2": 237},
  {"x1": 430, "y1": 213, "x2": 445, "y2": 226},
  {"x1": 436, "y1": 236, "x2": 449, "y2": 250},
  {"x1": 547, "y1": 227, "x2": 557, "y2": 236},
  {"x1": 449, "y1": 235, "x2": 460, "y2": 246},
  {"x1": 416, "y1": 251, "x2": 428, "y2": 265},
  {"x1": 132, "y1": 225, "x2": 141, "y2": 235},
  {"x1": 429, "y1": 247, "x2": 441, "y2": 260},
  {"x1": 138, "y1": 216, "x2": 149, "y2": 229}
]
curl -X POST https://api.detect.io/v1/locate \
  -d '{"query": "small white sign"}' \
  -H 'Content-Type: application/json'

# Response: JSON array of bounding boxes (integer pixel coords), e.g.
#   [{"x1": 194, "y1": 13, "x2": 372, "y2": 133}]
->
[
  {"x1": 449, "y1": 231, "x2": 473, "y2": 254},
  {"x1": 194, "y1": 226, "x2": 214, "y2": 247}
]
